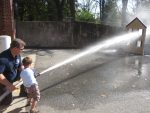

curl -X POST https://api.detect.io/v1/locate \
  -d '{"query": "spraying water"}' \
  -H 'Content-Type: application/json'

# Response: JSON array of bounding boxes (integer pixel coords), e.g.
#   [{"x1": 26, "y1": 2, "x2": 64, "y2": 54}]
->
[
  {"x1": 1, "y1": 28, "x2": 150, "y2": 103},
  {"x1": 40, "y1": 31, "x2": 144, "y2": 75},
  {"x1": 145, "y1": 26, "x2": 150, "y2": 42}
]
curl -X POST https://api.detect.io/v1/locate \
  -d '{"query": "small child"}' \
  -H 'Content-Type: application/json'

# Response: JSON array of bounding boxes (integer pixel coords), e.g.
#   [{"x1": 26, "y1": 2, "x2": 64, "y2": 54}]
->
[{"x1": 20, "y1": 56, "x2": 40, "y2": 113}]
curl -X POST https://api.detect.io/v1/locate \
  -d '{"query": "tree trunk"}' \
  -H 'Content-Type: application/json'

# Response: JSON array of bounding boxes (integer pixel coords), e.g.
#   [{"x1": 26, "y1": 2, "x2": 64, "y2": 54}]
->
[
  {"x1": 54, "y1": 0, "x2": 66, "y2": 21},
  {"x1": 122, "y1": 0, "x2": 128, "y2": 27},
  {"x1": 68, "y1": 0, "x2": 75, "y2": 21}
]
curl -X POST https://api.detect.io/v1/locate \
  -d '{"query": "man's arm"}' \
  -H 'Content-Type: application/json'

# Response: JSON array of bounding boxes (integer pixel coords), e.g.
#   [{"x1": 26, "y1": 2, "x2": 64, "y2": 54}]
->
[
  {"x1": 18, "y1": 65, "x2": 24, "y2": 71},
  {"x1": 0, "y1": 74, "x2": 16, "y2": 91}
]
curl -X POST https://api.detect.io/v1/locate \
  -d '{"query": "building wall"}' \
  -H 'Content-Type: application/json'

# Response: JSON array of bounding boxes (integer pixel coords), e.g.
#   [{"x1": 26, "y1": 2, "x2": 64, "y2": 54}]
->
[{"x1": 0, "y1": 0, "x2": 14, "y2": 38}]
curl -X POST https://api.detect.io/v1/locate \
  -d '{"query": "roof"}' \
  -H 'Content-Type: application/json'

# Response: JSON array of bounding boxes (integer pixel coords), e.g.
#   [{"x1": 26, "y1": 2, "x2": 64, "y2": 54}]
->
[{"x1": 126, "y1": 17, "x2": 147, "y2": 29}]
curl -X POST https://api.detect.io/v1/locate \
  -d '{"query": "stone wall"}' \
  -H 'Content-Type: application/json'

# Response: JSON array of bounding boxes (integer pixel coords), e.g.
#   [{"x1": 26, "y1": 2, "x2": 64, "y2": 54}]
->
[{"x1": 16, "y1": 21, "x2": 123, "y2": 48}]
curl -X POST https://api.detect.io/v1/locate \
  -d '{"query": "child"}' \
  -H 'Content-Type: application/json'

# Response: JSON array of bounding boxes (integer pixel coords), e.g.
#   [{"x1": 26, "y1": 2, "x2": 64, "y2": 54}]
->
[{"x1": 20, "y1": 56, "x2": 40, "y2": 113}]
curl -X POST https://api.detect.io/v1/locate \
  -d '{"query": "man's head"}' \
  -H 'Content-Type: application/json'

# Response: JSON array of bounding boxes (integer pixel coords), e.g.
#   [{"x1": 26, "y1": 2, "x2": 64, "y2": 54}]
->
[
  {"x1": 22, "y1": 56, "x2": 32, "y2": 67},
  {"x1": 10, "y1": 38, "x2": 26, "y2": 56},
  {"x1": 10, "y1": 38, "x2": 26, "y2": 49}
]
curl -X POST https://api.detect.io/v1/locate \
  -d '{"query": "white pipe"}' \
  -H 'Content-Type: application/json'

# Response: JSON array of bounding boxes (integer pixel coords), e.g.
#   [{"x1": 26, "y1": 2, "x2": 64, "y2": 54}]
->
[
  {"x1": 0, "y1": 69, "x2": 46, "y2": 102},
  {"x1": 0, "y1": 80, "x2": 23, "y2": 102}
]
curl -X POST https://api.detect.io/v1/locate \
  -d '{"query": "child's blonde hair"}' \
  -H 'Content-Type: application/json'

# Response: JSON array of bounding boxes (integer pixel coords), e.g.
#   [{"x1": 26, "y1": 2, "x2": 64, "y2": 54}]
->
[{"x1": 22, "y1": 56, "x2": 32, "y2": 67}]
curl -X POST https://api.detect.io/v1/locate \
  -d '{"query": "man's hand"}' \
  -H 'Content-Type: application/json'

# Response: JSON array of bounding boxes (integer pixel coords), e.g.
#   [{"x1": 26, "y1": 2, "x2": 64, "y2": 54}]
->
[
  {"x1": 6, "y1": 84, "x2": 17, "y2": 92},
  {"x1": 0, "y1": 74, "x2": 18, "y2": 92}
]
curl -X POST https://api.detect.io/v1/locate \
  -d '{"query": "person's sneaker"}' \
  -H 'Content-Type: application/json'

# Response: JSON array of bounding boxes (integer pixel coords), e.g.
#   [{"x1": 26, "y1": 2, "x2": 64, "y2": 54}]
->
[{"x1": 30, "y1": 109, "x2": 39, "y2": 113}]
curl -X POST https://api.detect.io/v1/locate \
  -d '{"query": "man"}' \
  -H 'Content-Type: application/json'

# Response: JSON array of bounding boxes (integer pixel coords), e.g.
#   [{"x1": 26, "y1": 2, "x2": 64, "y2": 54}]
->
[{"x1": 0, "y1": 38, "x2": 26, "y2": 105}]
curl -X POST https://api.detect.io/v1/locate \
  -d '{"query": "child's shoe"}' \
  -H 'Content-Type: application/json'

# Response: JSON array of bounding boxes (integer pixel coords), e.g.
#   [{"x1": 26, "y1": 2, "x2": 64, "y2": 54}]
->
[{"x1": 30, "y1": 108, "x2": 39, "y2": 113}]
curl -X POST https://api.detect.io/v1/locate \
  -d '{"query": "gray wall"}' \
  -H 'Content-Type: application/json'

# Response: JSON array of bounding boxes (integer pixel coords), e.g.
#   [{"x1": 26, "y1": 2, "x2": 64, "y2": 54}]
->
[{"x1": 16, "y1": 21, "x2": 123, "y2": 48}]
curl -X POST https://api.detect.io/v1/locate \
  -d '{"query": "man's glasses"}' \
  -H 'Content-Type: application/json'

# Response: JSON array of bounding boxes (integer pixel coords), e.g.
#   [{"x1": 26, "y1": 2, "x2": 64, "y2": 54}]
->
[{"x1": 18, "y1": 47, "x2": 24, "y2": 50}]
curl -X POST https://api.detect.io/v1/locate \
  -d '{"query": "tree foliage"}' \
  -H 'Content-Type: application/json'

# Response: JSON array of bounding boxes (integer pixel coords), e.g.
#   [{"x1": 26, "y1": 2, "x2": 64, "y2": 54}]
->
[
  {"x1": 102, "y1": 0, "x2": 119, "y2": 25},
  {"x1": 76, "y1": 9, "x2": 95, "y2": 22},
  {"x1": 13, "y1": 0, "x2": 76, "y2": 21},
  {"x1": 75, "y1": 0, "x2": 97, "y2": 22},
  {"x1": 13, "y1": 0, "x2": 150, "y2": 26}
]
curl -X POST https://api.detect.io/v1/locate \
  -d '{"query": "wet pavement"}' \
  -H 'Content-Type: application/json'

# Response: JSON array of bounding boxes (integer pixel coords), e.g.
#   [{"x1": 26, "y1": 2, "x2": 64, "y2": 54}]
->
[{"x1": 1, "y1": 49, "x2": 150, "y2": 113}]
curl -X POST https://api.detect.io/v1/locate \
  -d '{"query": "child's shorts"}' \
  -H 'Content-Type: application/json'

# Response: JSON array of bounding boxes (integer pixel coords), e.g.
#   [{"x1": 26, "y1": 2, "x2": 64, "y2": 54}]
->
[{"x1": 25, "y1": 84, "x2": 40, "y2": 101}]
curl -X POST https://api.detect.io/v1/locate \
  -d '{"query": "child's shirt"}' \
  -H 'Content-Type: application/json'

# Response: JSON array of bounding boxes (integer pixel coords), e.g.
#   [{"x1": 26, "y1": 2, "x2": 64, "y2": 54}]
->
[{"x1": 20, "y1": 68, "x2": 38, "y2": 87}]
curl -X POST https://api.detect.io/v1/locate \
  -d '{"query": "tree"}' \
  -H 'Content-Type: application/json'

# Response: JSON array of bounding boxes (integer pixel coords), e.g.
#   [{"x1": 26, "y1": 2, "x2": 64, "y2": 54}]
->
[
  {"x1": 52, "y1": 0, "x2": 65, "y2": 21},
  {"x1": 67, "y1": 0, "x2": 76, "y2": 19},
  {"x1": 76, "y1": 9, "x2": 95, "y2": 22},
  {"x1": 63, "y1": 0, "x2": 76, "y2": 21},
  {"x1": 101, "y1": 0, "x2": 119, "y2": 26},
  {"x1": 13, "y1": 0, "x2": 49, "y2": 21},
  {"x1": 121, "y1": 0, "x2": 128, "y2": 26},
  {"x1": 76, "y1": 0, "x2": 98, "y2": 22},
  {"x1": 13, "y1": 0, "x2": 76, "y2": 21},
  {"x1": 98, "y1": 0, "x2": 105, "y2": 22}
]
